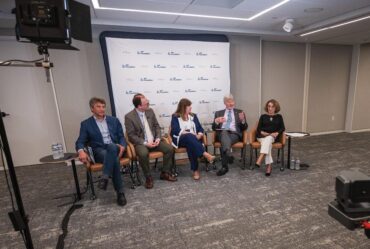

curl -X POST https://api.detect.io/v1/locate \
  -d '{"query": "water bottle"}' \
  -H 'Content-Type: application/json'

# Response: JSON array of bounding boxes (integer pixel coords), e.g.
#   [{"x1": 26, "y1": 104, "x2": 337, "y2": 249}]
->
[
  {"x1": 52, "y1": 143, "x2": 59, "y2": 159},
  {"x1": 295, "y1": 158, "x2": 300, "y2": 170},
  {"x1": 57, "y1": 143, "x2": 64, "y2": 159},
  {"x1": 290, "y1": 157, "x2": 295, "y2": 170}
]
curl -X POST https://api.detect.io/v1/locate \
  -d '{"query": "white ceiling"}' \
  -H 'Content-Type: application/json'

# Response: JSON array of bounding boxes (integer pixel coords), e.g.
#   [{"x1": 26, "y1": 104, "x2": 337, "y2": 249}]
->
[{"x1": 1, "y1": 0, "x2": 370, "y2": 44}]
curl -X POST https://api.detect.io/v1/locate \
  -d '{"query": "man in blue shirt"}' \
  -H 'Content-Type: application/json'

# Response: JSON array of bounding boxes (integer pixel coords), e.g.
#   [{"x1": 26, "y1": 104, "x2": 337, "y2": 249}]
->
[
  {"x1": 76, "y1": 97, "x2": 127, "y2": 206},
  {"x1": 212, "y1": 94, "x2": 248, "y2": 176}
]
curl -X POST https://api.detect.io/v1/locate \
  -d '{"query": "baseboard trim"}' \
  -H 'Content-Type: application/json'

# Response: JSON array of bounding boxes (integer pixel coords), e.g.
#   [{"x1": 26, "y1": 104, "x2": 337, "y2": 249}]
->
[
  {"x1": 310, "y1": 130, "x2": 345, "y2": 136},
  {"x1": 350, "y1": 129, "x2": 370, "y2": 133}
]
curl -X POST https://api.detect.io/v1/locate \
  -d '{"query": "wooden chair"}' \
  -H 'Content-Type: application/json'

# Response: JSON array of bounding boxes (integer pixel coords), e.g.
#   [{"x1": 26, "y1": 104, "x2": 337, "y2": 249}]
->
[
  {"x1": 211, "y1": 130, "x2": 248, "y2": 169},
  {"x1": 165, "y1": 126, "x2": 209, "y2": 173},
  {"x1": 249, "y1": 126, "x2": 286, "y2": 171},
  {"x1": 84, "y1": 145, "x2": 138, "y2": 200},
  {"x1": 125, "y1": 132, "x2": 164, "y2": 178}
]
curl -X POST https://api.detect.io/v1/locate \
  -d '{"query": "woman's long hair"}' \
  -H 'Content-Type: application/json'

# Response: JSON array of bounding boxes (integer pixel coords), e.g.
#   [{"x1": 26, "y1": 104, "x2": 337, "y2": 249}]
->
[{"x1": 174, "y1": 98, "x2": 192, "y2": 120}]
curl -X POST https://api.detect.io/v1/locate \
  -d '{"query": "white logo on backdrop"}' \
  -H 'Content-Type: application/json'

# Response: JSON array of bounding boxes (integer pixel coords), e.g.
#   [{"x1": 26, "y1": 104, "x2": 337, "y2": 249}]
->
[{"x1": 105, "y1": 38, "x2": 230, "y2": 132}]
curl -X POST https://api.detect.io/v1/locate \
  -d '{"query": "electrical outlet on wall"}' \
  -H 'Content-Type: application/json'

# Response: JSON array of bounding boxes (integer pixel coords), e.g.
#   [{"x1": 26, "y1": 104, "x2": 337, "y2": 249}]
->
[{"x1": 331, "y1": 115, "x2": 335, "y2": 121}]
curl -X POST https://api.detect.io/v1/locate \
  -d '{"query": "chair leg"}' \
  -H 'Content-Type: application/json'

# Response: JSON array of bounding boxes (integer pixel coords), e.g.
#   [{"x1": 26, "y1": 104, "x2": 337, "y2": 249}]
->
[
  {"x1": 205, "y1": 159, "x2": 209, "y2": 172},
  {"x1": 277, "y1": 149, "x2": 281, "y2": 164},
  {"x1": 242, "y1": 147, "x2": 246, "y2": 170},
  {"x1": 87, "y1": 170, "x2": 96, "y2": 200},
  {"x1": 154, "y1": 158, "x2": 158, "y2": 169},
  {"x1": 172, "y1": 155, "x2": 178, "y2": 176},
  {"x1": 127, "y1": 164, "x2": 136, "y2": 189},
  {"x1": 240, "y1": 148, "x2": 245, "y2": 170},
  {"x1": 130, "y1": 161, "x2": 141, "y2": 186},
  {"x1": 249, "y1": 146, "x2": 253, "y2": 168},
  {"x1": 280, "y1": 148, "x2": 285, "y2": 171}
]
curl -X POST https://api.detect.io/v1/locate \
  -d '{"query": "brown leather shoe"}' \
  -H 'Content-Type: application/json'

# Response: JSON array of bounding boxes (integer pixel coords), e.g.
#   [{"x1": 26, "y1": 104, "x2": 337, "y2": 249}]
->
[
  {"x1": 145, "y1": 176, "x2": 154, "y2": 189},
  {"x1": 160, "y1": 172, "x2": 177, "y2": 182}
]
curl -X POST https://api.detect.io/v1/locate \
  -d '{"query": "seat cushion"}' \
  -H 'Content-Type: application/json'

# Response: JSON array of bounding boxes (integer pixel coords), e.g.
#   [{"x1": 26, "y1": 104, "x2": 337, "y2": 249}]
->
[
  {"x1": 272, "y1": 143, "x2": 283, "y2": 149},
  {"x1": 120, "y1": 157, "x2": 130, "y2": 166},
  {"x1": 149, "y1": 151, "x2": 164, "y2": 159},
  {"x1": 213, "y1": 141, "x2": 245, "y2": 149},
  {"x1": 231, "y1": 142, "x2": 244, "y2": 148},
  {"x1": 87, "y1": 157, "x2": 130, "y2": 172},
  {"x1": 213, "y1": 142, "x2": 221, "y2": 148},
  {"x1": 89, "y1": 163, "x2": 103, "y2": 172},
  {"x1": 175, "y1": 147, "x2": 187, "y2": 153},
  {"x1": 250, "y1": 141, "x2": 261, "y2": 148}
]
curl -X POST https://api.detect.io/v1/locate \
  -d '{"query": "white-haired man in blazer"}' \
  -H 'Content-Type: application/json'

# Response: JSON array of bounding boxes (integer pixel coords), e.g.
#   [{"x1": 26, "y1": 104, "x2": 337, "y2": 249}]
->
[{"x1": 212, "y1": 94, "x2": 248, "y2": 176}]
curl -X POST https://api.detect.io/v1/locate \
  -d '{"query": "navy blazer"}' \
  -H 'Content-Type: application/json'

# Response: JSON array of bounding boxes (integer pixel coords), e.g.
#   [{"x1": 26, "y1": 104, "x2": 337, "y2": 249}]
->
[
  {"x1": 170, "y1": 113, "x2": 204, "y2": 148},
  {"x1": 75, "y1": 115, "x2": 126, "y2": 151}
]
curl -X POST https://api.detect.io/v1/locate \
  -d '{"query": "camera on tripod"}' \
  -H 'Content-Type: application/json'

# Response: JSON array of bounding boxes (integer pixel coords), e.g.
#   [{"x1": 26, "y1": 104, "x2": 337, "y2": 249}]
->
[{"x1": 328, "y1": 170, "x2": 370, "y2": 238}]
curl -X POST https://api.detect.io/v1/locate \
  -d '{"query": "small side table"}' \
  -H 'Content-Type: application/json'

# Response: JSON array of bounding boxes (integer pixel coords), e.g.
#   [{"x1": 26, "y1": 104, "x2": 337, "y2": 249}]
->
[
  {"x1": 40, "y1": 153, "x2": 81, "y2": 205},
  {"x1": 285, "y1": 132, "x2": 310, "y2": 169}
]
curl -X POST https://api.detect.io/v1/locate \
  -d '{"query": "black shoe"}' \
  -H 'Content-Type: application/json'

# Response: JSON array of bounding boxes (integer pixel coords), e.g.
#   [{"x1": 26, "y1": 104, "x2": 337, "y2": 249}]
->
[
  {"x1": 255, "y1": 163, "x2": 261, "y2": 168},
  {"x1": 265, "y1": 165, "x2": 272, "y2": 177},
  {"x1": 217, "y1": 167, "x2": 229, "y2": 176},
  {"x1": 98, "y1": 178, "x2": 108, "y2": 191},
  {"x1": 117, "y1": 192, "x2": 127, "y2": 206},
  {"x1": 228, "y1": 155, "x2": 234, "y2": 164}
]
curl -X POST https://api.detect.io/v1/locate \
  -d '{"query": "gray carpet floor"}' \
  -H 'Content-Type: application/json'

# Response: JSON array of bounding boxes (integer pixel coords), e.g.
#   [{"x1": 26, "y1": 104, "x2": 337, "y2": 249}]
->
[{"x1": 1, "y1": 132, "x2": 370, "y2": 249}]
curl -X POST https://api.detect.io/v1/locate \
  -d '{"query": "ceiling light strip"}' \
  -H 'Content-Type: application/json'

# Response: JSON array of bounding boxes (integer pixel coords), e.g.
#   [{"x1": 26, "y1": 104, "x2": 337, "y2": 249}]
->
[
  {"x1": 91, "y1": 0, "x2": 290, "y2": 22},
  {"x1": 300, "y1": 15, "x2": 370, "y2": 36},
  {"x1": 247, "y1": 0, "x2": 290, "y2": 21}
]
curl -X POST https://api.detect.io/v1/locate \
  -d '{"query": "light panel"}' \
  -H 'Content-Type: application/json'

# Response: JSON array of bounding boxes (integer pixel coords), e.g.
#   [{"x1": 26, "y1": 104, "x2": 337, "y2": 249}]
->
[{"x1": 92, "y1": 0, "x2": 290, "y2": 22}]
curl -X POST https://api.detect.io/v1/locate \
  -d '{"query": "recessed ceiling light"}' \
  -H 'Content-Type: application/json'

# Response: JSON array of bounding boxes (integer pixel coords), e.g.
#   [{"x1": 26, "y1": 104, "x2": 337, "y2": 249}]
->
[
  {"x1": 91, "y1": 0, "x2": 290, "y2": 22},
  {"x1": 304, "y1": 8, "x2": 324, "y2": 13}
]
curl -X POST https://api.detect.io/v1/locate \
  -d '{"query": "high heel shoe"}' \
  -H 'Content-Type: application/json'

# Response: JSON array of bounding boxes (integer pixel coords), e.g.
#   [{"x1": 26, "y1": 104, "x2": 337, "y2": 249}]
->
[
  {"x1": 265, "y1": 165, "x2": 272, "y2": 176},
  {"x1": 193, "y1": 170, "x2": 200, "y2": 180},
  {"x1": 205, "y1": 154, "x2": 216, "y2": 164},
  {"x1": 255, "y1": 162, "x2": 261, "y2": 168}
]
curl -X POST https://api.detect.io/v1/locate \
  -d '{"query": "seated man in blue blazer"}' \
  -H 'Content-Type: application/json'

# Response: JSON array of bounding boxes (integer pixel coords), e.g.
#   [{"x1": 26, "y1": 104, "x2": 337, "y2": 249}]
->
[
  {"x1": 212, "y1": 94, "x2": 248, "y2": 176},
  {"x1": 76, "y1": 97, "x2": 127, "y2": 206}
]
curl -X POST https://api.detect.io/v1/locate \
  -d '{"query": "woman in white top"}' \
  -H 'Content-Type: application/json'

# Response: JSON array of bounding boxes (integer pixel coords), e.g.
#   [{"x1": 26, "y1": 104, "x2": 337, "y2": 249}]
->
[{"x1": 170, "y1": 98, "x2": 215, "y2": 180}]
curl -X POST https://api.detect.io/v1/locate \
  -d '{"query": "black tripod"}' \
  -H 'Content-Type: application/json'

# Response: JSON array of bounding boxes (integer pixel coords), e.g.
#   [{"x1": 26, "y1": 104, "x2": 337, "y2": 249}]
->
[{"x1": 0, "y1": 110, "x2": 34, "y2": 249}]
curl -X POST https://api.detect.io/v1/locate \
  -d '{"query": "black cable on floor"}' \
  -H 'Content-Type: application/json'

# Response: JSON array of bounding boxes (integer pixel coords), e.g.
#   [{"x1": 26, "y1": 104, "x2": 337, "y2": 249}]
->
[{"x1": 56, "y1": 203, "x2": 83, "y2": 249}]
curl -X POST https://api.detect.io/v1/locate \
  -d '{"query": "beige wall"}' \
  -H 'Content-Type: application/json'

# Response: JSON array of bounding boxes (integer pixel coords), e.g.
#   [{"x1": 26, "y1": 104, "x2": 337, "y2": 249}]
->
[
  {"x1": 229, "y1": 35, "x2": 261, "y2": 129},
  {"x1": 307, "y1": 44, "x2": 352, "y2": 133},
  {"x1": 261, "y1": 41, "x2": 306, "y2": 131},
  {"x1": 50, "y1": 39, "x2": 111, "y2": 152},
  {"x1": 0, "y1": 40, "x2": 64, "y2": 165},
  {"x1": 353, "y1": 44, "x2": 370, "y2": 130},
  {"x1": 2, "y1": 34, "x2": 370, "y2": 165}
]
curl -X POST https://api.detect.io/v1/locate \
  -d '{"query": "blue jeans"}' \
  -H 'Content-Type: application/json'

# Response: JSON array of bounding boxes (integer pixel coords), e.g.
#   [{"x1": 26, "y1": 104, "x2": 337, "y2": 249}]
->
[
  {"x1": 93, "y1": 143, "x2": 123, "y2": 193},
  {"x1": 179, "y1": 134, "x2": 205, "y2": 171}
]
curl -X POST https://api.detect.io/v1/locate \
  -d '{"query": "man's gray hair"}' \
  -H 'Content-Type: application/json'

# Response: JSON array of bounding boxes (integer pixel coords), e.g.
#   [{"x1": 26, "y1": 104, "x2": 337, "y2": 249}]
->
[{"x1": 223, "y1": 94, "x2": 234, "y2": 102}]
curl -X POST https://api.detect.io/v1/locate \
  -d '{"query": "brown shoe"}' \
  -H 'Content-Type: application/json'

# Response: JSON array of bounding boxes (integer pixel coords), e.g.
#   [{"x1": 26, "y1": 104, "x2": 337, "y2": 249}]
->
[
  {"x1": 145, "y1": 176, "x2": 154, "y2": 189},
  {"x1": 160, "y1": 172, "x2": 177, "y2": 182},
  {"x1": 193, "y1": 170, "x2": 200, "y2": 180}
]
